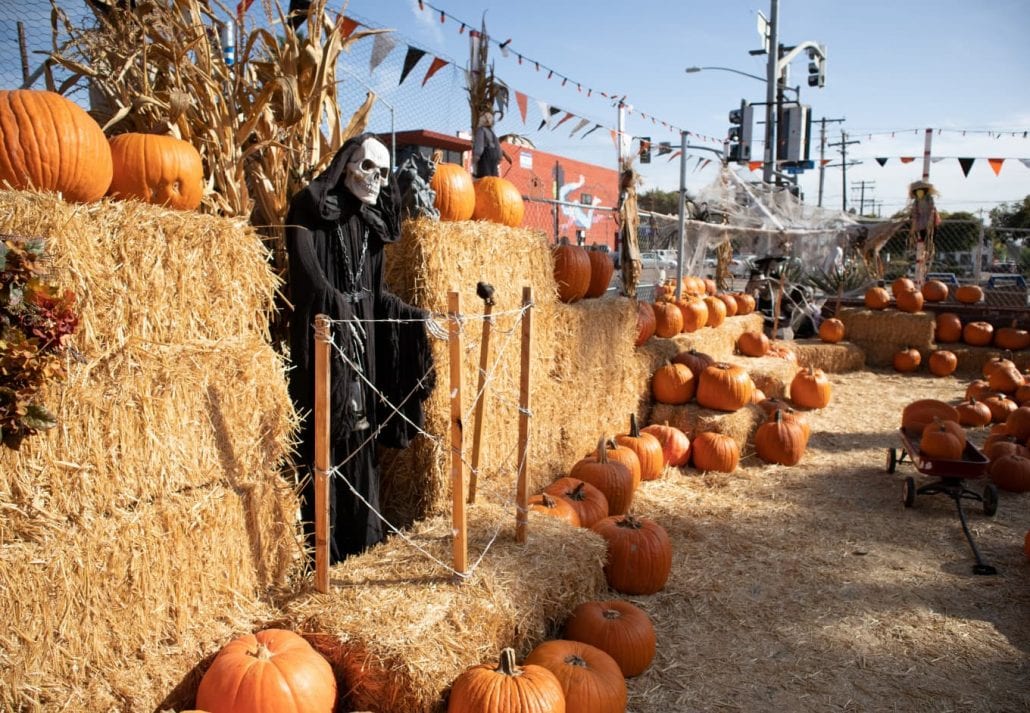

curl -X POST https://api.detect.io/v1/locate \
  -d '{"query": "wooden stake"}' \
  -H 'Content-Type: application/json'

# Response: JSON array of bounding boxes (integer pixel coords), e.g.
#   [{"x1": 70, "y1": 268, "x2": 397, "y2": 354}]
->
[
  {"x1": 468, "y1": 287, "x2": 495, "y2": 504},
  {"x1": 515, "y1": 287, "x2": 533, "y2": 544},
  {"x1": 448, "y1": 290, "x2": 468, "y2": 576},
  {"x1": 313, "y1": 314, "x2": 331, "y2": 593}
]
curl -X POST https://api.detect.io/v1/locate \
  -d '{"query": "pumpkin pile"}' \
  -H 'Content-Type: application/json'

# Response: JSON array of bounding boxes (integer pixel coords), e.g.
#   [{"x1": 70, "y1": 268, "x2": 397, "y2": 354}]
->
[
  {"x1": 0, "y1": 89, "x2": 205, "y2": 210},
  {"x1": 637, "y1": 276, "x2": 755, "y2": 345},
  {"x1": 552, "y1": 240, "x2": 614, "y2": 303},
  {"x1": 934, "y1": 312, "x2": 1029, "y2": 351},
  {"x1": 429, "y1": 163, "x2": 524, "y2": 227}
]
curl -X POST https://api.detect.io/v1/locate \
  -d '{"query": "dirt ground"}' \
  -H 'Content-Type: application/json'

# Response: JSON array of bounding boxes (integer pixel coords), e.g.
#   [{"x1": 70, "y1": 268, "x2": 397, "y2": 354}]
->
[{"x1": 624, "y1": 369, "x2": 1030, "y2": 713}]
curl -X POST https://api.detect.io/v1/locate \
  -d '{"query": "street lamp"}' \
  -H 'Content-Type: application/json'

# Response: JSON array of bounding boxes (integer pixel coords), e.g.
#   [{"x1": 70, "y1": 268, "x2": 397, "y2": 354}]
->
[{"x1": 684, "y1": 65, "x2": 798, "y2": 97}]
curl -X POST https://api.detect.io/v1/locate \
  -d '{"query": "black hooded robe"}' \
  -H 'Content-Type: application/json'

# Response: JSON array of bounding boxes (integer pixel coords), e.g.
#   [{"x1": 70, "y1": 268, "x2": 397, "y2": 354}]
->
[{"x1": 286, "y1": 133, "x2": 434, "y2": 563}]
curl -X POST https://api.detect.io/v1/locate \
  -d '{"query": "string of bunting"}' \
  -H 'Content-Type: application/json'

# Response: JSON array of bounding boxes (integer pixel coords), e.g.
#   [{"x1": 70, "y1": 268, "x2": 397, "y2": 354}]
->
[{"x1": 737, "y1": 156, "x2": 1030, "y2": 176}]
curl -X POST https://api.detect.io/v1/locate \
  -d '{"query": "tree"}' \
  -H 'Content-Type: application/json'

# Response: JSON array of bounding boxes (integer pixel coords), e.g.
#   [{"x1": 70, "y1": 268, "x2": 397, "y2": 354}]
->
[
  {"x1": 638, "y1": 189, "x2": 682, "y2": 216},
  {"x1": 989, "y1": 196, "x2": 1030, "y2": 230}
]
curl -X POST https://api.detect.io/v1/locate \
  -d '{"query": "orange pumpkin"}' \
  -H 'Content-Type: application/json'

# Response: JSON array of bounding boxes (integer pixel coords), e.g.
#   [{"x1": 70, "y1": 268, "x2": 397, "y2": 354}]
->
[
  {"x1": 448, "y1": 648, "x2": 565, "y2": 713},
  {"x1": 994, "y1": 322, "x2": 1030, "y2": 351},
  {"x1": 641, "y1": 422, "x2": 691, "y2": 467},
  {"x1": 983, "y1": 394, "x2": 1018, "y2": 423},
  {"x1": 989, "y1": 364, "x2": 1025, "y2": 394},
  {"x1": 195, "y1": 629, "x2": 335, "y2": 713},
  {"x1": 790, "y1": 366, "x2": 832, "y2": 409},
  {"x1": 653, "y1": 301, "x2": 684, "y2": 338},
  {"x1": 891, "y1": 276, "x2": 915, "y2": 295},
  {"x1": 894, "y1": 286, "x2": 924, "y2": 313},
  {"x1": 583, "y1": 249, "x2": 615, "y2": 298},
  {"x1": 818, "y1": 318, "x2": 845, "y2": 343},
  {"x1": 927, "y1": 350, "x2": 958, "y2": 377},
  {"x1": 635, "y1": 301, "x2": 656, "y2": 346},
  {"x1": 737, "y1": 330, "x2": 771, "y2": 357},
  {"x1": 901, "y1": 399, "x2": 960, "y2": 435},
  {"x1": 552, "y1": 242, "x2": 591, "y2": 303},
  {"x1": 528, "y1": 493, "x2": 582, "y2": 527},
  {"x1": 989, "y1": 454, "x2": 1030, "y2": 493},
  {"x1": 733, "y1": 292, "x2": 757, "y2": 315},
  {"x1": 703, "y1": 295, "x2": 727, "y2": 328},
  {"x1": 956, "y1": 399, "x2": 993, "y2": 428},
  {"x1": 562, "y1": 600, "x2": 656, "y2": 677},
  {"x1": 954, "y1": 284, "x2": 984, "y2": 304},
  {"x1": 677, "y1": 296, "x2": 709, "y2": 333},
  {"x1": 108, "y1": 132, "x2": 204, "y2": 210},
  {"x1": 1006, "y1": 406, "x2": 1030, "y2": 441},
  {"x1": 430, "y1": 162, "x2": 475, "y2": 220},
  {"x1": 921, "y1": 279, "x2": 949, "y2": 302},
  {"x1": 893, "y1": 347, "x2": 922, "y2": 373},
  {"x1": 651, "y1": 362, "x2": 696, "y2": 405},
  {"x1": 690, "y1": 431, "x2": 740, "y2": 472},
  {"x1": 570, "y1": 437, "x2": 637, "y2": 515},
  {"x1": 864, "y1": 286, "x2": 891, "y2": 310},
  {"x1": 963, "y1": 321, "x2": 994, "y2": 346},
  {"x1": 671, "y1": 348, "x2": 715, "y2": 376},
  {"x1": 0, "y1": 89, "x2": 113, "y2": 203},
  {"x1": 591, "y1": 514, "x2": 672, "y2": 595},
  {"x1": 524, "y1": 640, "x2": 626, "y2": 713},
  {"x1": 696, "y1": 362, "x2": 755, "y2": 412},
  {"x1": 615, "y1": 414, "x2": 665, "y2": 481},
  {"x1": 472, "y1": 176, "x2": 524, "y2": 226},
  {"x1": 919, "y1": 418, "x2": 965, "y2": 460},
  {"x1": 934, "y1": 313, "x2": 963, "y2": 343},
  {"x1": 543, "y1": 477, "x2": 608, "y2": 528},
  {"x1": 716, "y1": 292, "x2": 738, "y2": 317},
  {"x1": 755, "y1": 410, "x2": 808, "y2": 465}
]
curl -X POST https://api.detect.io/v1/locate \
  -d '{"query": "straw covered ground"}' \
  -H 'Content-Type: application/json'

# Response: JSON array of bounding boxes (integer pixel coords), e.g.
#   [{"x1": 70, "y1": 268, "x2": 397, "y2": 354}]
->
[{"x1": 0, "y1": 191, "x2": 301, "y2": 711}]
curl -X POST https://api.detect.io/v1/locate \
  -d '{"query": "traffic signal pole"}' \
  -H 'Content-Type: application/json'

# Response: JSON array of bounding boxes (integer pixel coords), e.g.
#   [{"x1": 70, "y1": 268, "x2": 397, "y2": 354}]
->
[{"x1": 762, "y1": 0, "x2": 779, "y2": 185}]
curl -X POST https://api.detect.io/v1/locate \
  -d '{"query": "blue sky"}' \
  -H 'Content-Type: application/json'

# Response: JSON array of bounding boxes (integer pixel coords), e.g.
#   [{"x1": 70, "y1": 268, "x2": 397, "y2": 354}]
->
[{"x1": 336, "y1": 0, "x2": 1030, "y2": 219}]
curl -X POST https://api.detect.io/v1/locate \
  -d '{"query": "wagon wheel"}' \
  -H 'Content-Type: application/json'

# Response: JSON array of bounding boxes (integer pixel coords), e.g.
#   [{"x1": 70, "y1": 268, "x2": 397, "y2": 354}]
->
[
  {"x1": 886, "y1": 448, "x2": 898, "y2": 474},
  {"x1": 902, "y1": 477, "x2": 916, "y2": 508},
  {"x1": 982, "y1": 483, "x2": 999, "y2": 517}
]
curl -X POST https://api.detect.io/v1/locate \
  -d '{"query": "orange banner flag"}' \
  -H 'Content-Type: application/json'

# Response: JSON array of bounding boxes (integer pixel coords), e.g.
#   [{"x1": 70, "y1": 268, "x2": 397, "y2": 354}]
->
[
  {"x1": 422, "y1": 57, "x2": 448, "y2": 86},
  {"x1": 748, "y1": 161, "x2": 763, "y2": 172},
  {"x1": 988, "y1": 158, "x2": 1005, "y2": 176}
]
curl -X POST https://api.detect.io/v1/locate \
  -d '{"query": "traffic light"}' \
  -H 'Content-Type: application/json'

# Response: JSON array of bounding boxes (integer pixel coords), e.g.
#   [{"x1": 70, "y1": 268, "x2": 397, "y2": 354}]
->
[
  {"x1": 727, "y1": 100, "x2": 753, "y2": 163},
  {"x1": 778, "y1": 104, "x2": 812, "y2": 163},
  {"x1": 639, "y1": 137, "x2": 652, "y2": 164},
  {"x1": 807, "y1": 46, "x2": 826, "y2": 87}
]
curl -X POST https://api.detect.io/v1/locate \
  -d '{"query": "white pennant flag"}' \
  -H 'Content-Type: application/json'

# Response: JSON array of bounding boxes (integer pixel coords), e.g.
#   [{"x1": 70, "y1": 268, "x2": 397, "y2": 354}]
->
[
  {"x1": 1020, "y1": 158, "x2": 1030, "y2": 170},
  {"x1": 536, "y1": 100, "x2": 550, "y2": 129},
  {"x1": 931, "y1": 157, "x2": 946, "y2": 163},
  {"x1": 370, "y1": 34, "x2": 397, "y2": 74},
  {"x1": 569, "y1": 117, "x2": 591, "y2": 137}
]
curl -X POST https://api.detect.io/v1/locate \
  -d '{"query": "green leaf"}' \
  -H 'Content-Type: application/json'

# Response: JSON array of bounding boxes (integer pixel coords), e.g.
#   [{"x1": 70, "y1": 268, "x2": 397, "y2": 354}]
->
[{"x1": 22, "y1": 404, "x2": 57, "y2": 431}]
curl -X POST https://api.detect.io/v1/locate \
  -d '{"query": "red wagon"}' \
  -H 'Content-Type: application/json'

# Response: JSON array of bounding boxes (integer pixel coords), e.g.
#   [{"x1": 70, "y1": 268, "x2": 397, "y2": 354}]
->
[{"x1": 886, "y1": 428, "x2": 999, "y2": 575}]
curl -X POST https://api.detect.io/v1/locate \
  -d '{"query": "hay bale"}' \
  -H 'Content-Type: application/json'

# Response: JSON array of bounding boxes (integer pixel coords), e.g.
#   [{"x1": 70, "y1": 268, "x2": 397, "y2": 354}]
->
[
  {"x1": 380, "y1": 221, "x2": 648, "y2": 526},
  {"x1": 647, "y1": 403, "x2": 762, "y2": 450},
  {"x1": 281, "y1": 504, "x2": 607, "y2": 713},
  {"x1": 791, "y1": 339, "x2": 867, "y2": 373},
  {"x1": 937, "y1": 344, "x2": 1030, "y2": 376},
  {"x1": 838, "y1": 307, "x2": 934, "y2": 367},
  {"x1": 725, "y1": 355, "x2": 798, "y2": 399}
]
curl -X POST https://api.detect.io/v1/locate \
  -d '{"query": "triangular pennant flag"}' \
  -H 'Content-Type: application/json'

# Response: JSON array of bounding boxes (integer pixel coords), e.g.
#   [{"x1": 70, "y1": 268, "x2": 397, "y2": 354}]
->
[
  {"x1": 1020, "y1": 158, "x2": 1030, "y2": 170},
  {"x1": 499, "y1": 39, "x2": 511, "y2": 58},
  {"x1": 535, "y1": 100, "x2": 550, "y2": 130},
  {"x1": 899, "y1": 156, "x2": 915, "y2": 163},
  {"x1": 693, "y1": 156, "x2": 704, "y2": 172},
  {"x1": 700, "y1": 159, "x2": 712, "y2": 171},
  {"x1": 515, "y1": 91, "x2": 528, "y2": 124},
  {"x1": 552, "y1": 111, "x2": 575, "y2": 131},
  {"x1": 581, "y1": 123, "x2": 602, "y2": 139},
  {"x1": 667, "y1": 150, "x2": 682, "y2": 162},
  {"x1": 370, "y1": 34, "x2": 397, "y2": 73},
  {"x1": 569, "y1": 117, "x2": 590, "y2": 137},
  {"x1": 337, "y1": 16, "x2": 359, "y2": 39},
  {"x1": 988, "y1": 158, "x2": 1005, "y2": 176},
  {"x1": 820, "y1": 159, "x2": 830, "y2": 166},
  {"x1": 958, "y1": 158, "x2": 975, "y2": 177},
  {"x1": 875, "y1": 157, "x2": 888, "y2": 166},
  {"x1": 931, "y1": 157, "x2": 945, "y2": 163},
  {"x1": 398, "y1": 46, "x2": 427, "y2": 86},
  {"x1": 610, "y1": 130, "x2": 618, "y2": 148},
  {"x1": 537, "y1": 106, "x2": 561, "y2": 131},
  {"x1": 422, "y1": 57, "x2": 448, "y2": 86},
  {"x1": 749, "y1": 160, "x2": 763, "y2": 172}
]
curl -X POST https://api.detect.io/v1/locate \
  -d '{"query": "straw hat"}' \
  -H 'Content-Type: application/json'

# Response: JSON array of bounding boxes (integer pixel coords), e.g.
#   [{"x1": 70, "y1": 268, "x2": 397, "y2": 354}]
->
[{"x1": 908, "y1": 180, "x2": 938, "y2": 197}]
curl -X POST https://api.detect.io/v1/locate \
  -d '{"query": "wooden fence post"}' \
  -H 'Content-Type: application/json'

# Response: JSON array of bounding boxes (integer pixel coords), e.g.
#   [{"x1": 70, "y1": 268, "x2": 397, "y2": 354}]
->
[
  {"x1": 448, "y1": 290, "x2": 468, "y2": 576},
  {"x1": 468, "y1": 285, "x2": 495, "y2": 504},
  {"x1": 313, "y1": 314, "x2": 331, "y2": 593},
  {"x1": 515, "y1": 287, "x2": 533, "y2": 544}
]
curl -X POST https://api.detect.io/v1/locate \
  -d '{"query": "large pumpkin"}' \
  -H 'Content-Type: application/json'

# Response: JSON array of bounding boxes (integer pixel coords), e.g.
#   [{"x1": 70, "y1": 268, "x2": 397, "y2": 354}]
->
[
  {"x1": 864, "y1": 286, "x2": 891, "y2": 310},
  {"x1": 696, "y1": 362, "x2": 755, "y2": 412},
  {"x1": 995, "y1": 322, "x2": 1030, "y2": 351},
  {"x1": 652, "y1": 301, "x2": 684, "y2": 338},
  {"x1": 634, "y1": 301, "x2": 656, "y2": 346},
  {"x1": 472, "y1": 175, "x2": 524, "y2": 226},
  {"x1": 901, "y1": 399, "x2": 960, "y2": 435},
  {"x1": 543, "y1": 477, "x2": 609, "y2": 528},
  {"x1": 524, "y1": 640, "x2": 626, "y2": 713},
  {"x1": 528, "y1": 493, "x2": 582, "y2": 528},
  {"x1": 641, "y1": 422, "x2": 691, "y2": 467},
  {"x1": 934, "y1": 313, "x2": 963, "y2": 343},
  {"x1": 0, "y1": 89, "x2": 113, "y2": 203},
  {"x1": 615, "y1": 413, "x2": 665, "y2": 480},
  {"x1": 552, "y1": 242, "x2": 591, "y2": 303},
  {"x1": 570, "y1": 438, "x2": 637, "y2": 515},
  {"x1": 562, "y1": 600, "x2": 656, "y2": 677},
  {"x1": 789, "y1": 366, "x2": 832, "y2": 409},
  {"x1": 431, "y1": 162, "x2": 476, "y2": 220},
  {"x1": 754, "y1": 410, "x2": 808, "y2": 466},
  {"x1": 448, "y1": 647, "x2": 565, "y2": 713},
  {"x1": 195, "y1": 629, "x2": 335, "y2": 713},
  {"x1": 584, "y1": 248, "x2": 615, "y2": 298},
  {"x1": 108, "y1": 132, "x2": 204, "y2": 210},
  {"x1": 927, "y1": 350, "x2": 958, "y2": 377},
  {"x1": 818, "y1": 318, "x2": 845, "y2": 344},
  {"x1": 591, "y1": 513, "x2": 672, "y2": 595},
  {"x1": 955, "y1": 284, "x2": 984, "y2": 305},
  {"x1": 651, "y1": 361, "x2": 696, "y2": 405},
  {"x1": 989, "y1": 454, "x2": 1030, "y2": 493},
  {"x1": 690, "y1": 431, "x2": 740, "y2": 472},
  {"x1": 921, "y1": 279, "x2": 949, "y2": 302}
]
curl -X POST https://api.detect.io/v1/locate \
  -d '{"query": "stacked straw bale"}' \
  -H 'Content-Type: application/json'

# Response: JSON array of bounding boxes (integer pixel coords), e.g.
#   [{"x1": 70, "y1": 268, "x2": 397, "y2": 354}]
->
[
  {"x1": 647, "y1": 403, "x2": 762, "y2": 451},
  {"x1": 939, "y1": 344, "x2": 1030, "y2": 376},
  {"x1": 382, "y1": 219, "x2": 649, "y2": 525},
  {"x1": 791, "y1": 339, "x2": 867, "y2": 373},
  {"x1": 0, "y1": 191, "x2": 300, "y2": 711},
  {"x1": 635, "y1": 313, "x2": 765, "y2": 375},
  {"x1": 281, "y1": 504, "x2": 607, "y2": 713},
  {"x1": 837, "y1": 307, "x2": 935, "y2": 367}
]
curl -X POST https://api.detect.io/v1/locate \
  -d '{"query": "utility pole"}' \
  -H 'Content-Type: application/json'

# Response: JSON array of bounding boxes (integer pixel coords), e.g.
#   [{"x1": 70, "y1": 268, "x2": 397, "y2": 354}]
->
[
  {"x1": 762, "y1": 0, "x2": 779, "y2": 186},
  {"x1": 851, "y1": 180, "x2": 875, "y2": 216},
  {"x1": 828, "y1": 130, "x2": 859, "y2": 211},
  {"x1": 816, "y1": 116, "x2": 844, "y2": 207}
]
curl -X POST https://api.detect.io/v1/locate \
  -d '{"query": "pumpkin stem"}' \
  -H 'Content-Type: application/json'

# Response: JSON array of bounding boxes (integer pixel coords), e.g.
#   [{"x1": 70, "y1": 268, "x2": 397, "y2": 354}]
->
[
  {"x1": 569, "y1": 482, "x2": 587, "y2": 501},
  {"x1": 497, "y1": 648, "x2": 522, "y2": 677},
  {"x1": 616, "y1": 513, "x2": 643, "y2": 529},
  {"x1": 564, "y1": 654, "x2": 589, "y2": 668},
  {"x1": 595, "y1": 436, "x2": 609, "y2": 463},
  {"x1": 540, "y1": 493, "x2": 557, "y2": 508},
  {"x1": 630, "y1": 413, "x2": 641, "y2": 437},
  {"x1": 253, "y1": 643, "x2": 274, "y2": 661},
  {"x1": 602, "y1": 608, "x2": 623, "y2": 621}
]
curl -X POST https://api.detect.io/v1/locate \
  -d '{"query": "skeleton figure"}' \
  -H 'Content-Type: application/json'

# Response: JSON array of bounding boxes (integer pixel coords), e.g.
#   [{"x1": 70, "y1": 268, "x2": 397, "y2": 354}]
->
[{"x1": 344, "y1": 137, "x2": 391, "y2": 205}]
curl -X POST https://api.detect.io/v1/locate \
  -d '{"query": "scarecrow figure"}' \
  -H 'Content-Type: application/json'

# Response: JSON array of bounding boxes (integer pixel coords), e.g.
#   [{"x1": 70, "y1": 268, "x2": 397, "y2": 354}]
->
[
  {"x1": 908, "y1": 179, "x2": 939, "y2": 286},
  {"x1": 286, "y1": 133, "x2": 436, "y2": 563},
  {"x1": 615, "y1": 167, "x2": 641, "y2": 298}
]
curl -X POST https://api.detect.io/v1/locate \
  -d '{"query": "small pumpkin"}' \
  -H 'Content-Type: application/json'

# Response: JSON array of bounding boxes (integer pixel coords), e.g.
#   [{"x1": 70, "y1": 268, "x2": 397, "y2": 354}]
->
[
  {"x1": 716, "y1": 292, "x2": 738, "y2": 317},
  {"x1": 927, "y1": 350, "x2": 958, "y2": 377},
  {"x1": 570, "y1": 437, "x2": 637, "y2": 515},
  {"x1": 652, "y1": 361, "x2": 697, "y2": 405},
  {"x1": 737, "y1": 330, "x2": 771, "y2": 357},
  {"x1": 733, "y1": 292, "x2": 757, "y2": 315},
  {"x1": 894, "y1": 286, "x2": 924, "y2": 313},
  {"x1": 754, "y1": 410, "x2": 808, "y2": 466},
  {"x1": 528, "y1": 493, "x2": 582, "y2": 528},
  {"x1": 891, "y1": 276, "x2": 915, "y2": 295},
  {"x1": 677, "y1": 296, "x2": 709, "y2": 333},
  {"x1": 524, "y1": 640, "x2": 626, "y2": 713},
  {"x1": 671, "y1": 348, "x2": 714, "y2": 376},
  {"x1": 864, "y1": 286, "x2": 891, "y2": 310},
  {"x1": 430, "y1": 162, "x2": 476, "y2": 220},
  {"x1": 921, "y1": 279, "x2": 949, "y2": 302},
  {"x1": 963, "y1": 321, "x2": 994, "y2": 347},
  {"x1": 195, "y1": 629, "x2": 335, "y2": 713},
  {"x1": 615, "y1": 414, "x2": 665, "y2": 480},
  {"x1": 893, "y1": 347, "x2": 922, "y2": 373},
  {"x1": 690, "y1": 431, "x2": 740, "y2": 472},
  {"x1": 562, "y1": 600, "x2": 656, "y2": 677},
  {"x1": 543, "y1": 477, "x2": 608, "y2": 528},
  {"x1": 983, "y1": 357, "x2": 1016, "y2": 379},
  {"x1": 653, "y1": 301, "x2": 684, "y2": 338},
  {"x1": 983, "y1": 394, "x2": 1018, "y2": 423},
  {"x1": 790, "y1": 366, "x2": 832, "y2": 409},
  {"x1": 956, "y1": 398, "x2": 992, "y2": 428},
  {"x1": 472, "y1": 175, "x2": 524, "y2": 226},
  {"x1": 818, "y1": 318, "x2": 845, "y2": 344},
  {"x1": 635, "y1": 301, "x2": 656, "y2": 346},
  {"x1": 988, "y1": 364, "x2": 1024, "y2": 395},
  {"x1": 702, "y1": 295, "x2": 727, "y2": 328},
  {"x1": 584, "y1": 248, "x2": 615, "y2": 299},
  {"x1": 934, "y1": 313, "x2": 963, "y2": 343},
  {"x1": 553, "y1": 241, "x2": 591, "y2": 303},
  {"x1": 447, "y1": 647, "x2": 565, "y2": 713},
  {"x1": 108, "y1": 132, "x2": 204, "y2": 210},
  {"x1": 965, "y1": 379, "x2": 992, "y2": 401},
  {"x1": 591, "y1": 513, "x2": 672, "y2": 595},
  {"x1": 641, "y1": 422, "x2": 691, "y2": 467},
  {"x1": 919, "y1": 418, "x2": 965, "y2": 460},
  {"x1": 1005, "y1": 406, "x2": 1030, "y2": 441},
  {"x1": 696, "y1": 362, "x2": 755, "y2": 412},
  {"x1": 954, "y1": 284, "x2": 984, "y2": 305}
]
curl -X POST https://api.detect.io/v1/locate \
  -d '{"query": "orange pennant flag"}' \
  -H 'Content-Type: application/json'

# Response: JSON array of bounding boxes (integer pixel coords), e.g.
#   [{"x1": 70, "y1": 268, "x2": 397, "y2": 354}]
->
[
  {"x1": 338, "y1": 16, "x2": 359, "y2": 39},
  {"x1": 748, "y1": 161, "x2": 763, "y2": 172},
  {"x1": 899, "y1": 157, "x2": 915, "y2": 163},
  {"x1": 610, "y1": 130, "x2": 618, "y2": 148},
  {"x1": 988, "y1": 158, "x2": 1005, "y2": 176},
  {"x1": 421, "y1": 57, "x2": 448, "y2": 86}
]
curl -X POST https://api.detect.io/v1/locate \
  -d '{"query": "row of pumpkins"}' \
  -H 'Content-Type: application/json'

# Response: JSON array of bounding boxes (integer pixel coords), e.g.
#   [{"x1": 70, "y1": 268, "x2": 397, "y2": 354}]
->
[
  {"x1": 933, "y1": 312, "x2": 1030, "y2": 351},
  {"x1": 636, "y1": 278, "x2": 759, "y2": 346},
  {"x1": 865, "y1": 276, "x2": 985, "y2": 311}
]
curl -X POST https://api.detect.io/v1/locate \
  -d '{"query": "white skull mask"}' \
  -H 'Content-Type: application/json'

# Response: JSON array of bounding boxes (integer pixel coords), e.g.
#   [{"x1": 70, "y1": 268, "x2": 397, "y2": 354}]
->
[{"x1": 343, "y1": 138, "x2": 390, "y2": 205}]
